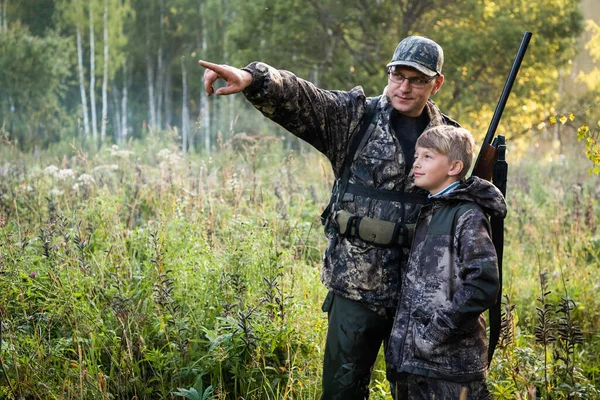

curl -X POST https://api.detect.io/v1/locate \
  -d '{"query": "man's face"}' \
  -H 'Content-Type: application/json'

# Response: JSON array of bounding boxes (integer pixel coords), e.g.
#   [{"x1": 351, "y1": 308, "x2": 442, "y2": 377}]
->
[{"x1": 387, "y1": 67, "x2": 444, "y2": 117}]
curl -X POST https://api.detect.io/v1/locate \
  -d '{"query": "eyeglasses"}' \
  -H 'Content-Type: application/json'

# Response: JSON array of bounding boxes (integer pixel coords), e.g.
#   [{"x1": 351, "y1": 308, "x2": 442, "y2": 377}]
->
[{"x1": 387, "y1": 69, "x2": 437, "y2": 88}]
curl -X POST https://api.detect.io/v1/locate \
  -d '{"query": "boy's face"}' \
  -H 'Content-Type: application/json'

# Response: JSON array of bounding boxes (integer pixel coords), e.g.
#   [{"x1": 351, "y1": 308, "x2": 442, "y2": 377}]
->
[{"x1": 413, "y1": 146, "x2": 462, "y2": 195}]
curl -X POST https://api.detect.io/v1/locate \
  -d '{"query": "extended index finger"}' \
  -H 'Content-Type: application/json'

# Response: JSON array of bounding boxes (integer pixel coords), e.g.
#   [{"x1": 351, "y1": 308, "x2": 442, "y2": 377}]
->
[{"x1": 199, "y1": 60, "x2": 226, "y2": 75}]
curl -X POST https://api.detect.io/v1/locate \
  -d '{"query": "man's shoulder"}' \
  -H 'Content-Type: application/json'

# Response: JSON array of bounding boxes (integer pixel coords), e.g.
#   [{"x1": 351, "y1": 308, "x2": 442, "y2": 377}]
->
[{"x1": 441, "y1": 113, "x2": 461, "y2": 127}]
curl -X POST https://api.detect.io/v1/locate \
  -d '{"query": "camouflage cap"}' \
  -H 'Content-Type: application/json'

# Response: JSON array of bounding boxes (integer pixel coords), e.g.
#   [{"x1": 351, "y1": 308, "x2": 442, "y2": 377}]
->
[{"x1": 387, "y1": 36, "x2": 443, "y2": 77}]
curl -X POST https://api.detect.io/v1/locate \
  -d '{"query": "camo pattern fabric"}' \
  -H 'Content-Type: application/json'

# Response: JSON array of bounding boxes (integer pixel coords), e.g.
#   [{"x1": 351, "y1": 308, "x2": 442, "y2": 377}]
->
[
  {"x1": 388, "y1": 36, "x2": 443, "y2": 76},
  {"x1": 390, "y1": 375, "x2": 491, "y2": 400},
  {"x1": 386, "y1": 176, "x2": 507, "y2": 383},
  {"x1": 242, "y1": 61, "x2": 458, "y2": 308}
]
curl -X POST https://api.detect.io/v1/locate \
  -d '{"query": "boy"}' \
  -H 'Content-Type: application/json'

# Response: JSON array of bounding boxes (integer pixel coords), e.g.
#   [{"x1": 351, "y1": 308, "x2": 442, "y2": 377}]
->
[{"x1": 386, "y1": 125, "x2": 507, "y2": 399}]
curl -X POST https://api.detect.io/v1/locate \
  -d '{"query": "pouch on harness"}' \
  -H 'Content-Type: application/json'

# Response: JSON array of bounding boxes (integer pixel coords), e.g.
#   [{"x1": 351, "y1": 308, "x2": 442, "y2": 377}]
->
[{"x1": 320, "y1": 95, "x2": 429, "y2": 248}]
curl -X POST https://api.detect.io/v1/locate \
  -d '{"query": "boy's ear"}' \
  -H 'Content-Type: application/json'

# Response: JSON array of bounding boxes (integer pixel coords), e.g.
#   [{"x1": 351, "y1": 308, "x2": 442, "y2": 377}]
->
[{"x1": 448, "y1": 160, "x2": 464, "y2": 177}]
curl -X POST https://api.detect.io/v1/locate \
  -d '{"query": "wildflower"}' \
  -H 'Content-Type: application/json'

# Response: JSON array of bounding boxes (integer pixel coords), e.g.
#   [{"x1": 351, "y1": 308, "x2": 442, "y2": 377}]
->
[
  {"x1": 77, "y1": 173, "x2": 96, "y2": 186},
  {"x1": 157, "y1": 148, "x2": 172, "y2": 160},
  {"x1": 57, "y1": 168, "x2": 75, "y2": 181},
  {"x1": 49, "y1": 188, "x2": 64, "y2": 197},
  {"x1": 263, "y1": 220, "x2": 269, "y2": 227},
  {"x1": 43, "y1": 165, "x2": 59, "y2": 177},
  {"x1": 30, "y1": 272, "x2": 37, "y2": 278}
]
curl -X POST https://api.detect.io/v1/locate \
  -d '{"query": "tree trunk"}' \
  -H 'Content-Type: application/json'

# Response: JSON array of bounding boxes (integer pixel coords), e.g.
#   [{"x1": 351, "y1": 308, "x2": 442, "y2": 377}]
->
[
  {"x1": 101, "y1": 0, "x2": 109, "y2": 143},
  {"x1": 145, "y1": 14, "x2": 156, "y2": 128},
  {"x1": 181, "y1": 55, "x2": 189, "y2": 154},
  {"x1": 121, "y1": 59, "x2": 128, "y2": 143},
  {"x1": 203, "y1": 94, "x2": 211, "y2": 153},
  {"x1": 112, "y1": 84, "x2": 122, "y2": 142},
  {"x1": 156, "y1": 0, "x2": 165, "y2": 129},
  {"x1": 211, "y1": 95, "x2": 218, "y2": 147},
  {"x1": 89, "y1": 0, "x2": 98, "y2": 142},
  {"x1": 164, "y1": 62, "x2": 172, "y2": 128},
  {"x1": 199, "y1": 0, "x2": 211, "y2": 153},
  {"x1": 76, "y1": 23, "x2": 90, "y2": 139}
]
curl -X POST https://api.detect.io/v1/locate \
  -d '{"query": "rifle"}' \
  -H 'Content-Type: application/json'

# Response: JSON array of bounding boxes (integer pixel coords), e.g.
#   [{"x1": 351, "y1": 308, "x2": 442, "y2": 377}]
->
[
  {"x1": 472, "y1": 31, "x2": 532, "y2": 179},
  {"x1": 471, "y1": 31, "x2": 532, "y2": 364}
]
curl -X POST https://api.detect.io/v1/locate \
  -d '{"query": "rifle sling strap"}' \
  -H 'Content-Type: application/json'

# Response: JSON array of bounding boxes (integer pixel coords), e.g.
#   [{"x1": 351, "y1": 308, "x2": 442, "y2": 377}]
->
[
  {"x1": 345, "y1": 183, "x2": 428, "y2": 204},
  {"x1": 321, "y1": 95, "x2": 381, "y2": 224}
]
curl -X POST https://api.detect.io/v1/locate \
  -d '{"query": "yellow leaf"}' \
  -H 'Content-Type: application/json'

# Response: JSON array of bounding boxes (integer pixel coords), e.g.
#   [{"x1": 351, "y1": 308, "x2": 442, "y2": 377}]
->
[
  {"x1": 537, "y1": 122, "x2": 546, "y2": 130},
  {"x1": 569, "y1": 113, "x2": 575, "y2": 121},
  {"x1": 559, "y1": 115, "x2": 567, "y2": 124},
  {"x1": 593, "y1": 167, "x2": 600, "y2": 175},
  {"x1": 549, "y1": 116, "x2": 557, "y2": 125},
  {"x1": 577, "y1": 124, "x2": 589, "y2": 141}
]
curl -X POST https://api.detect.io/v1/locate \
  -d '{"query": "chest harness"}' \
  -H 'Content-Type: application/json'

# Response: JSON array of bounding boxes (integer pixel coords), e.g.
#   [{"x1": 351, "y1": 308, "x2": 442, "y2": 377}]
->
[{"x1": 320, "y1": 96, "x2": 429, "y2": 248}]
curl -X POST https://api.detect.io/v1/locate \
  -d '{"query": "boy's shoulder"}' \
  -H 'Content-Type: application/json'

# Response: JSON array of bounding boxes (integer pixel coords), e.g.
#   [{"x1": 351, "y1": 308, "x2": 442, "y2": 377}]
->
[{"x1": 427, "y1": 200, "x2": 483, "y2": 236}]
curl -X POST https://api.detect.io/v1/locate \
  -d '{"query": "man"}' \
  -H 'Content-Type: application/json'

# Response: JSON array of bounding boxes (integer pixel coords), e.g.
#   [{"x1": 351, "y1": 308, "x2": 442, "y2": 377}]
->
[{"x1": 199, "y1": 36, "x2": 459, "y2": 399}]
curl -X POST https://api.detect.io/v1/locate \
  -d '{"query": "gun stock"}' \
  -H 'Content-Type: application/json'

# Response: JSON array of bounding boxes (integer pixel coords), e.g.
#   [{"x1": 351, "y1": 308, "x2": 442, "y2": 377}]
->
[{"x1": 471, "y1": 140, "x2": 498, "y2": 181}]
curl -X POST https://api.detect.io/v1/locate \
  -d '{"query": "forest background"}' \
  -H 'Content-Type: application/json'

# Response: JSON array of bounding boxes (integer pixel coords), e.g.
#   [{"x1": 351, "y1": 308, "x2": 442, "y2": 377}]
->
[{"x1": 1, "y1": 0, "x2": 600, "y2": 399}]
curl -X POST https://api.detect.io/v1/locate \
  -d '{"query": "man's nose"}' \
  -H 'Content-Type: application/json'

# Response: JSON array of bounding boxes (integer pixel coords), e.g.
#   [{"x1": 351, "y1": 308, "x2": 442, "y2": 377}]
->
[{"x1": 399, "y1": 79, "x2": 412, "y2": 91}]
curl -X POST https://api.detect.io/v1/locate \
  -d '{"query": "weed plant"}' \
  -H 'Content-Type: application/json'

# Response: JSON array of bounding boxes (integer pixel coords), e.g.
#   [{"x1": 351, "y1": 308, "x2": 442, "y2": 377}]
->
[{"x1": 0, "y1": 132, "x2": 599, "y2": 399}]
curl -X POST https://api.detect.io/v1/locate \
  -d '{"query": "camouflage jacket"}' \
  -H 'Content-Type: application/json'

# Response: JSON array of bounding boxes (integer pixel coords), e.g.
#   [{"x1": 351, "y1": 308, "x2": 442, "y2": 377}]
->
[
  {"x1": 386, "y1": 177, "x2": 507, "y2": 381},
  {"x1": 242, "y1": 61, "x2": 458, "y2": 307}
]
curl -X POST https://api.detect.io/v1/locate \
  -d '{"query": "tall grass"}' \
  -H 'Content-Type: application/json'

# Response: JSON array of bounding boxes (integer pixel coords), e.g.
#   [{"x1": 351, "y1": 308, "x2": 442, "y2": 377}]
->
[{"x1": 0, "y1": 131, "x2": 599, "y2": 399}]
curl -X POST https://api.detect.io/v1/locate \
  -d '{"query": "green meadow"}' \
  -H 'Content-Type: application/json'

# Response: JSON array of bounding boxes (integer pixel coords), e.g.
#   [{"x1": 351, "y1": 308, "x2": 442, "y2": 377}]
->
[{"x1": 0, "y1": 131, "x2": 598, "y2": 400}]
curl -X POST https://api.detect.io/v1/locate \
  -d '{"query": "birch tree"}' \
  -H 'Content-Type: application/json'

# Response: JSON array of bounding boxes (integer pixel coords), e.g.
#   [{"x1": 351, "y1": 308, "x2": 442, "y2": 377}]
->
[
  {"x1": 121, "y1": 59, "x2": 128, "y2": 142},
  {"x1": 181, "y1": 54, "x2": 189, "y2": 154},
  {"x1": 155, "y1": 0, "x2": 165, "y2": 129},
  {"x1": 198, "y1": 0, "x2": 211, "y2": 153},
  {"x1": 145, "y1": 10, "x2": 157, "y2": 128},
  {"x1": 76, "y1": 20, "x2": 90, "y2": 139},
  {"x1": 89, "y1": 0, "x2": 98, "y2": 142},
  {"x1": 100, "y1": 0, "x2": 109, "y2": 143}
]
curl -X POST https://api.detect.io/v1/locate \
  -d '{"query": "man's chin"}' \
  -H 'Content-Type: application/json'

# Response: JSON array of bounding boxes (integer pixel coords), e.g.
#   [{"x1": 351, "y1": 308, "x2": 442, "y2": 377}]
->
[{"x1": 393, "y1": 102, "x2": 419, "y2": 117}]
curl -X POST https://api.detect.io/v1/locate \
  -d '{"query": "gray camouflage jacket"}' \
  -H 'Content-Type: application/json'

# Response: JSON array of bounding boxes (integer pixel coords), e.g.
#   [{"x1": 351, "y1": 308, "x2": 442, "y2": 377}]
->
[
  {"x1": 242, "y1": 61, "x2": 458, "y2": 307},
  {"x1": 386, "y1": 176, "x2": 507, "y2": 382}
]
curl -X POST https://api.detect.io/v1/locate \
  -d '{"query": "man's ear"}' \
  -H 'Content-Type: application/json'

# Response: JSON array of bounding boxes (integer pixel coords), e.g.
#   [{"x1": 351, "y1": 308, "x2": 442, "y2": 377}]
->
[
  {"x1": 431, "y1": 75, "x2": 444, "y2": 95},
  {"x1": 448, "y1": 160, "x2": 464, "y2": 177}
]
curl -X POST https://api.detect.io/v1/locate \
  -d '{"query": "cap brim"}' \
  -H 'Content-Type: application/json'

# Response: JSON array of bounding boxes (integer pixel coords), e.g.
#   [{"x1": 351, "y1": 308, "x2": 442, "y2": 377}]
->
[{"x1": 386, "y1": 61, "x2": 437, "y2": 77}]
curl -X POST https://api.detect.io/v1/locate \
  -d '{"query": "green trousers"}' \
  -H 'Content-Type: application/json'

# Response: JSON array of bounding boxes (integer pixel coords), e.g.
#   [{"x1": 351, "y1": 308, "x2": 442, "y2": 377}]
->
[{"x1": 320, "y1": 292, "x2": 395, "y2": 400}]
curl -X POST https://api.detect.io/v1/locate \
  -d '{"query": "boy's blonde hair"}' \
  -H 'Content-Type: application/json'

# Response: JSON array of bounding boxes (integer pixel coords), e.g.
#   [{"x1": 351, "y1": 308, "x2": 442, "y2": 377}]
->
[{"x1": 416, "y1": 125, "x2": 475, "y2": 179}]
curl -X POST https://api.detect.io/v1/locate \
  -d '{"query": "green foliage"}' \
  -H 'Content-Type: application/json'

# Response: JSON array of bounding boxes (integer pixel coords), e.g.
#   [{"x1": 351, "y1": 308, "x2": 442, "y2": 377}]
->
[
  {"x1": 1, "y1": 129, "x2": 599, "y2": 398},
  {"x1": 0, "y1": 133, "x2": 329, "y2": 399},
  {"x1": 1, "y1": 0, "x2": 595, "y2": 156},
  {"x1": 0, "y1": 23, "x2": 75, "y2": 150}
]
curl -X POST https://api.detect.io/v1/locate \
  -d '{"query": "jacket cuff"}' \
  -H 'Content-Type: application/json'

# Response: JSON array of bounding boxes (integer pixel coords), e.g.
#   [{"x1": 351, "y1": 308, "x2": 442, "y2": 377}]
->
[{"x1": 242, "y1": 61, "x2": 268, "y2": 97}]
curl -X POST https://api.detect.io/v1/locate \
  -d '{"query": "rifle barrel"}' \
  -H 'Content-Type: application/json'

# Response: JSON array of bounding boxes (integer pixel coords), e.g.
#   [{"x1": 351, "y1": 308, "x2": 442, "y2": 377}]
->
[{"x1": 473, "y1": 31, "x2": 532, "y2": 171}]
